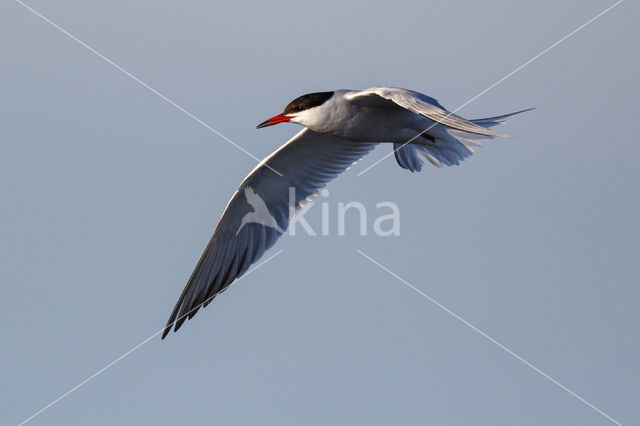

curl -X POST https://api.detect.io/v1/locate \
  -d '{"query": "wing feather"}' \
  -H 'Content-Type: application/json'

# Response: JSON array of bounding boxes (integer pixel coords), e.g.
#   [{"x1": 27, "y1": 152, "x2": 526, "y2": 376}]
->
[
  {"x1": 345, "y1": 87, "x2": 507, "y2": 137},
  {"x1": 163, "y1": 129, "x2": 377, "y2": 338}
]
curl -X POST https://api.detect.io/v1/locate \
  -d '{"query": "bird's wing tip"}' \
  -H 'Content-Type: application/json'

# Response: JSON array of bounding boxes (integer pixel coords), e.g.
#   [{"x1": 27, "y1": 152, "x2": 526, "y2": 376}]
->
[{"x1": 161, "y1": 323, "x2": 174, "y2": 340}]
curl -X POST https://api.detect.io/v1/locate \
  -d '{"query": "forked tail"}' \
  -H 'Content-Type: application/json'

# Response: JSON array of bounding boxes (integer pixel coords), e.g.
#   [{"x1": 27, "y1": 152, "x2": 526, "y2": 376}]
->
[{"x1": 393, "y1": 108, "x2": 533, "y2": 171}]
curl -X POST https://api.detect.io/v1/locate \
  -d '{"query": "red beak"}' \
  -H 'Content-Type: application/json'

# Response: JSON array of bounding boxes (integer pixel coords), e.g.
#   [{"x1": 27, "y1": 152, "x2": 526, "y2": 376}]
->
[{"x1": 257, "y1": 114, "x2": 292, "y2": 129}]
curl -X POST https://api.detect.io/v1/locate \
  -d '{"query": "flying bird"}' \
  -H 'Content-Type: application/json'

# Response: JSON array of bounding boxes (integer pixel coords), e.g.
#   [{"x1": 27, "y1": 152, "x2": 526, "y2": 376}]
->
[{"x1": 162, "y1": 87, "x2": 531, "y2": 338}]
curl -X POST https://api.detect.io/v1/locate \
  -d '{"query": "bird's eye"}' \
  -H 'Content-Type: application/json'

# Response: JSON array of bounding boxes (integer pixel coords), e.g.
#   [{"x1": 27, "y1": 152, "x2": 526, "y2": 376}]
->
[{"x1": 295, "y1": 106, "x2": 303, "y2": 111}]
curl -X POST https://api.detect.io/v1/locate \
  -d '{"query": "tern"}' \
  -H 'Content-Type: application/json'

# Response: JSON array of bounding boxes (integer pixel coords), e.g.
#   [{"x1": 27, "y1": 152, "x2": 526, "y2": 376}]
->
[{"x1": 162, "y1": 86, "x2": 530, "y2": 338}]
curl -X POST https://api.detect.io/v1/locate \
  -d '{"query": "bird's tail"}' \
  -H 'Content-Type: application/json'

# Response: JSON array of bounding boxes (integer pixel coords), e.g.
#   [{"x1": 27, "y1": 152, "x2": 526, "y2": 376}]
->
[
  {"x1": 470, "y1": 108, "x2": 534, "y2": 128},
  {"x1": 393, "y1": 108, "x2": 533, "y2": 171}
]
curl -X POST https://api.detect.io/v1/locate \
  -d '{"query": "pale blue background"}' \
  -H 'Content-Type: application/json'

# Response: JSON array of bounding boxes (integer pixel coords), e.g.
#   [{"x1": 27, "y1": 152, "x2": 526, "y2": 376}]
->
[{"x1": 1, "y1": 0, "x2": 638, "y2": 425}]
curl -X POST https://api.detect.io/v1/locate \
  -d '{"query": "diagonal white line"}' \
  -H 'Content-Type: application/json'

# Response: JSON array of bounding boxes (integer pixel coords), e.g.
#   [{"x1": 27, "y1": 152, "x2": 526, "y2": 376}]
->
[
  {"x1": 356, "y1": 249, "x2": 622, "y2": 425},
  {"x1": 15, "y1": 0, "x2": 283, "y2": 177},
  {"x1": 17, "y1": 249, "x2": 284, "y2": 426},
  {"x1": 356, "y1": 0, "x2": 625, "y2": 176}
]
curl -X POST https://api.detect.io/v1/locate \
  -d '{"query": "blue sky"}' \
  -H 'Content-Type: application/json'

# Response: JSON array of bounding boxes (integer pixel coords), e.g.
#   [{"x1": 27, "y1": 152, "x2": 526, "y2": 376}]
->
[{"x1": 1, "y1": 0, "x2": 638, "y2": 425}]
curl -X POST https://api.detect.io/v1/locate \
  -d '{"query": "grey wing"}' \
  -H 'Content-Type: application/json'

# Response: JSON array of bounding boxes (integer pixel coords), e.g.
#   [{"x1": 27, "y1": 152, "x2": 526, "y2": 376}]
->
[
  {"x1": 162, "y1": 129, "x2": 377, "y2": 338},
  {"x1": 345, "y1": 87, "x2": 507, "y2": 137}
]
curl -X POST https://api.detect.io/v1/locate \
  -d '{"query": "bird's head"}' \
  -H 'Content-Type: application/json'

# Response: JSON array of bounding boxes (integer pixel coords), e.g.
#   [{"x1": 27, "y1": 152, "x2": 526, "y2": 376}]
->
[{"x1": 257, "y1": 91, "x2": 335, "y2": 129}]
